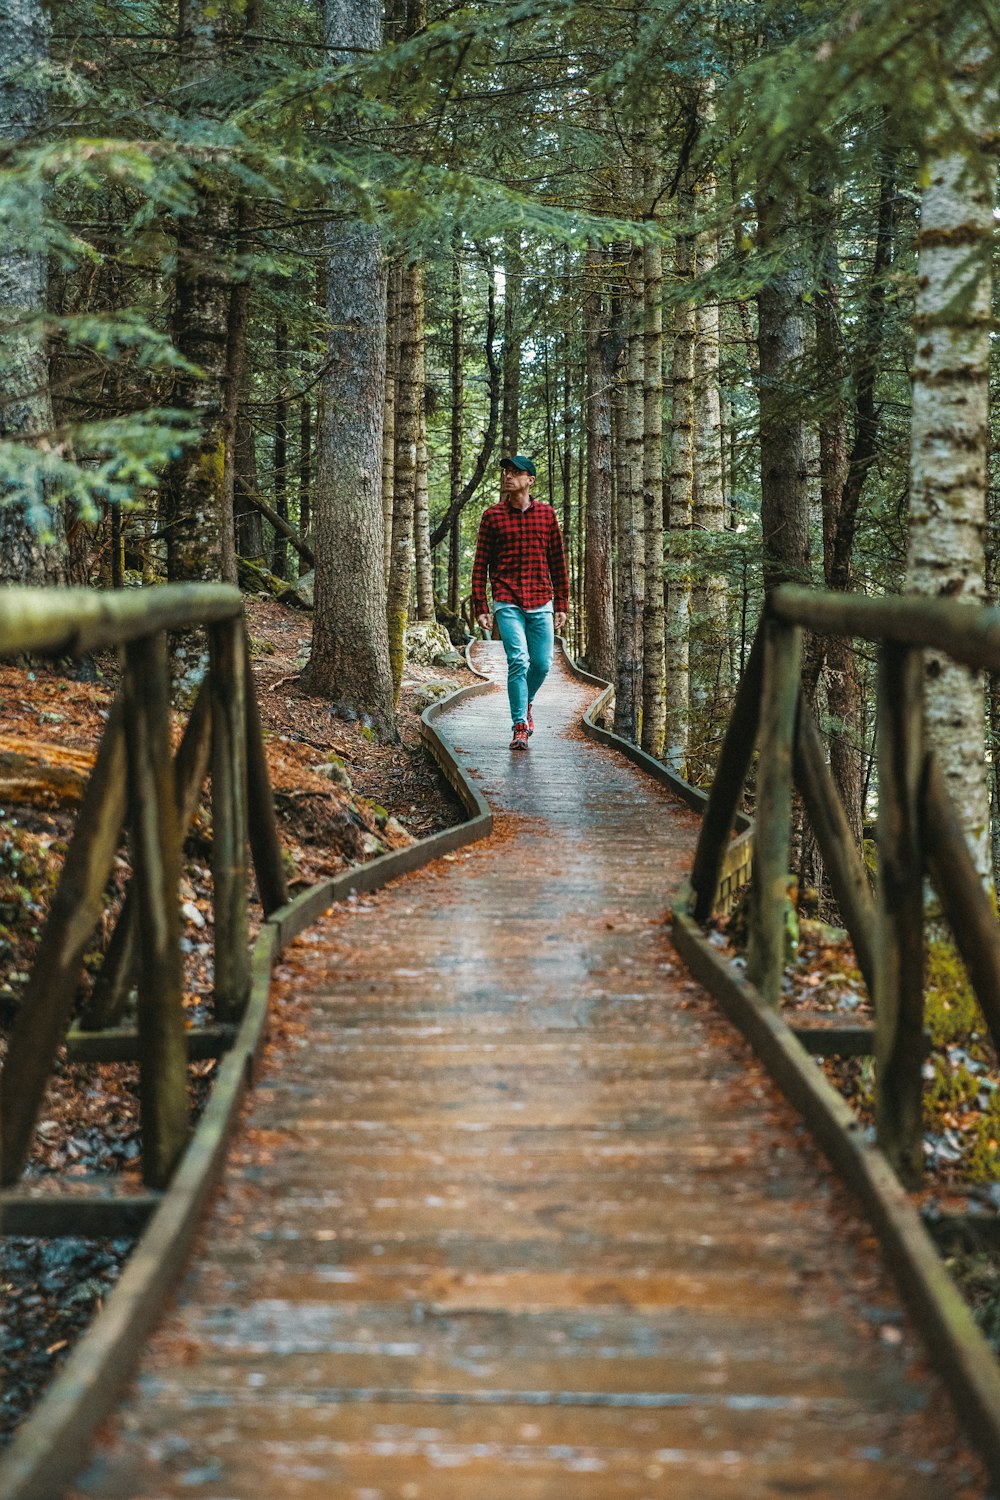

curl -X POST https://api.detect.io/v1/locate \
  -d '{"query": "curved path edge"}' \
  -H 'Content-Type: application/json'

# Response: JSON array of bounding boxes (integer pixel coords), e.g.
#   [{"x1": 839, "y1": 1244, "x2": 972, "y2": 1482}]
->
[
  {"x1": 0, "y1": 674, "x2": 497, "y2": 1500},
  {"x1": 557, "y1": 642, "x2": 1000, "y2": 1488},
  {"x1": 671, "y1": 887, "x2": 1000, "y2": 1486}
]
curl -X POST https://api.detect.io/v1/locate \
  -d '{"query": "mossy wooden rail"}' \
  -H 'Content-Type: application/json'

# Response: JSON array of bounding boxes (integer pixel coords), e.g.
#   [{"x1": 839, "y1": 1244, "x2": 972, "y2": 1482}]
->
[
  {"x1": 682, "y1": 585, "x2": 1000, "y2": 1184},
  {"x1": 672, "y1": 583, "x2": 1000, "y2": 1483},
  {"x1": 0, "y1": 583, "x2": 288, "y2": 1209}
]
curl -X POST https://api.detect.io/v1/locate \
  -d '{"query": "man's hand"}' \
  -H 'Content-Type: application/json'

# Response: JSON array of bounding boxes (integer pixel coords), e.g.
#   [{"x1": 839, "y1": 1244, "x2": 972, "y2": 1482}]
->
[
  {"x1": 554, "y1": 611, "x2": 567, "y2": 630},
  {"x1": 476, "y1": 612, "x2": 492, "y2": 633}
]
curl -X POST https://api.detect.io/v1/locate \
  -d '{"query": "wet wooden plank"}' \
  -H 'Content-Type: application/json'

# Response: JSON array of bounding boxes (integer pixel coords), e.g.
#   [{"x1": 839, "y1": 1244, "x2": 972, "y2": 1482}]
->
[
  {"x1": 73, "y1": 645, "x2": 983, "y2": 1499},
  {"x1": 86, "y1": 1400, "x2": 954, "y2": 1500}
]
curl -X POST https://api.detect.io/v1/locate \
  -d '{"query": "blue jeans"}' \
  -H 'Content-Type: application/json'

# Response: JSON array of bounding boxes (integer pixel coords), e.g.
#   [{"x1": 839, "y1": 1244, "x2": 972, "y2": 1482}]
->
[{"x1": 494, "y1": 602, "x2": 554, "y2": 728}]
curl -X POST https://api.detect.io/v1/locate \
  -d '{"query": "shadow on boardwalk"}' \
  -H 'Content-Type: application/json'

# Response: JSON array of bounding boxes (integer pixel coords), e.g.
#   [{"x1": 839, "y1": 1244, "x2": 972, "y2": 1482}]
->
[{"x1": 72, "y1": 645, "x2": 983, "y2": 1499}]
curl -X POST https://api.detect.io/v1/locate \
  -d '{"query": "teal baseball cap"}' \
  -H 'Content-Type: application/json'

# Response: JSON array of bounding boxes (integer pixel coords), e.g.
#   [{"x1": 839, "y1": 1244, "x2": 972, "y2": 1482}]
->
[{"x1": 501, "y1": 454, "x2": 537, "y2": 476}]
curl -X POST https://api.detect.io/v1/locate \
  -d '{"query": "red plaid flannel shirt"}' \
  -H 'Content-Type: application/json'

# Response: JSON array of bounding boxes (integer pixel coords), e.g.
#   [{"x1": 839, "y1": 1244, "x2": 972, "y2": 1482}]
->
[{"x1": 470, "y1": 498, "x2": 569, "y2": 618}]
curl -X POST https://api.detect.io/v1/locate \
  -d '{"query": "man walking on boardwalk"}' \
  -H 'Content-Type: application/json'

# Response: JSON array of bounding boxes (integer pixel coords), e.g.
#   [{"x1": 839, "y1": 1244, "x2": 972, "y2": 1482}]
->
[{"x1": 471, "y1": 456, "x2": 570, "y2": 751}]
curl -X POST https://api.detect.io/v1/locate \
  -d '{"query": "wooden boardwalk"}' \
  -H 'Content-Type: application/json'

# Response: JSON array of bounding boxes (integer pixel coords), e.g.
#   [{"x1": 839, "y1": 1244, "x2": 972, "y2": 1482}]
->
[{"x1": 72, "y1": 645, "x2": 981, "y2": 1499}]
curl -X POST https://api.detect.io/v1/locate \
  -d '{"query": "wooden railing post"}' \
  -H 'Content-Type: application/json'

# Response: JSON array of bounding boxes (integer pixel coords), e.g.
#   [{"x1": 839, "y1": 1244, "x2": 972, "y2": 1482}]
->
[
  {"x1": 124, "y1": 631, "x2": 189, "y2": 1190},
  {"x1": 210, "y1": 619, "x2": 251, "y2": 1021},
  {"x1": 690, "y1": 626, "x2": 765, "y2": 921},
  {"x1": 244, "y1": 636, "x2": 289, "y2": 916},
  {"x1": 875, "y1": 642, "x2": 925, "y2": 1187},
  {"x1": 747, "y1": 617, "x2": 801, "y2": 1006}
]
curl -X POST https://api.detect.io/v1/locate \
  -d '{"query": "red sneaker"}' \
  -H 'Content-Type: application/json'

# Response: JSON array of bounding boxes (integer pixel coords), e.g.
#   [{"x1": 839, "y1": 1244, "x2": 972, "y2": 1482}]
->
[
  {"x1": 526, "y1": 702, "x2": 535, "y2": 736},
  {"x1": 509, "y1": 721, "x2": 529, "y2": 751}
]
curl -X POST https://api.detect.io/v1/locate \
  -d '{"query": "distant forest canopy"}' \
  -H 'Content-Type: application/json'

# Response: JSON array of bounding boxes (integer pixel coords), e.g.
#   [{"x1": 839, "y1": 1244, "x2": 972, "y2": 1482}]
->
[{"x1": 1, "y1": 0, "x2": 999, "y2": 873}]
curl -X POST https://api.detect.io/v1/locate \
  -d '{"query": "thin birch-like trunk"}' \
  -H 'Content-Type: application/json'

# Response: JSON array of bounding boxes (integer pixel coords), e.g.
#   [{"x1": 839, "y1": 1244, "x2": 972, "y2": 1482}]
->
[
  {"x1": 613, "y1": 243, "x2": 645, "y2": 743},
  {"x1": 165, "y1": 0, "x2": 231, "y2": 593},
  {"x1": 387, "y1": 262, "x2": 422, "y2": 692},
  {"x1": 561, "y1": 263, "x2": 574, "y2": 621},
  {"x1": 218, "y1": 0, "x2": 262, "y2": 589},
  {"x1": 383, "y1": 260, "x2": 400, "y2": 587},
  {"x1": 414, "y1": 412, "x2": 434, "y2": 619},
  {"x1": 611, "y1": 262, "x2": 627, "y2": 617},
  {"x1": 576, "y1": 430, "x2": 585, "y2": 656},
  {"x1": 221, "y1": 196, "x2": 253, "y2": 588},
  {"x1": 690, "y1": 184, "x2": 728, "y2": 712},
  {"x1": 272, "y1": 318, "x2": 289, "y2": 580},
  {"x1": 988, "y1": 498, "x2": 1000, "y2": 883},
  {"x1": 583, "y1": 246, "x2": 616, "y2": 681},
  {"x1": 640, "y1": 203, "x2": 665, "y2": 758},
  {"x1": 905, "y1": 45, "x2": 995, "y2": 883},
  {"x1": 299, "y1": 397, "x2": 311, "y2": 574},
  {"x1": 448, "y1": 241, "x2": 464, "y2": 616},
  {"x1": 234, "y1": 412, "x2": 263, "y2": 561},
  {"x1": 664, "y1": 226, "x2": 694, "y2": 776},
  {"x1": 501, "y1": 233, "x2": 521, "y2": 457},
  {"x1": 815, "y1": 200, "x2": 861, "y2": 849},
  {"x1": 161, "y1": 0, "x2": 236, "y2": 688}
]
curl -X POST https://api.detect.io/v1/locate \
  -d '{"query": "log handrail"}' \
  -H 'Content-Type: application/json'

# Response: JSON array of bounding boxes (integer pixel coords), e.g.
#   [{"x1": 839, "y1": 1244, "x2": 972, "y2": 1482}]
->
[
  {"x1": 771, "y1": 584, "x2": 1000, "y2": 670},
  {"x1": 0, "y1": 584, "x2": 288, "y2": 1192},
  {"x1": 0, "y1": 581, "x2": 243, "y2": 657},
  {"x1": 689, "y1": 585, "x2": 1000, "y2": 1190}
]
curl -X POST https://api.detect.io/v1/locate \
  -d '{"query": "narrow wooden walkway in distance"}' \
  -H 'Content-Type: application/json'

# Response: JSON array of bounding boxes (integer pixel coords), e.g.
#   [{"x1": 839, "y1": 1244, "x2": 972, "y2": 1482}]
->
[{"x1": 74, "y1": 645, "x2": 981, "y2": 1499}]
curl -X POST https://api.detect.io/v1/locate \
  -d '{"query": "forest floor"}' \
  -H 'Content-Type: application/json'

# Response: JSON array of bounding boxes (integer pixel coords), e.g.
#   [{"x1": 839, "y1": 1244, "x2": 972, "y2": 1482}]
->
[
  {"x1": 0, "y1": 596, "x2": 475, "y2": 1450},
  {"x1": 3, "y1": 606, "x2": 1000, "y2": 1450}
]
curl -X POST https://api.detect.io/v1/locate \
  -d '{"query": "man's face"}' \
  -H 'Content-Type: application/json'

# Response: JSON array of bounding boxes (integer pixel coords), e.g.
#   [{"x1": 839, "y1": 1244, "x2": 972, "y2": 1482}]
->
[{"x1": 501, "y1": 465, "x2": 533, "y2": 502}]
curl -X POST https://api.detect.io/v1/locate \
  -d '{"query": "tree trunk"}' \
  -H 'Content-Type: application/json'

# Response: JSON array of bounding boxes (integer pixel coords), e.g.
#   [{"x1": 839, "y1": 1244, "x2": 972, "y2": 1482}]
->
[
  {"x1": 813, "y1": 200, "x2": 861, "y2": 850},
  {"x1": 218, "y1": 3, "x2": 260, "y2": 590},
  {"x1": 640, "y1": 204, "x2": 665, "y2": 758},
  {"x1": 160, "y1": 0, "x2": 237, "y2": 684},
  {"x1": 383, "y1": 259, "x2": 400, "y2": 586},
  {"x1": 272, "y1": 318, "x2": 289, "y2": 581},
  {"x1": 613, "y1": 245, "x2": 645, "y2": 743},
  {"x1": 448, "y1": 240, "x2": 464, "y2": 616},
  {"x1": 301, "y1": 0, "x2": 395, "y2": 740},
  {"x1": 234, "y1": 413, "x2": 264, "y2": 561},
  {"x1": 561, "y1": 265, "x2": 574, "y2": 621},
  {"x1": 160, "y1": 0, "x2": 236, "y2": 687},
  {"x1": 664, "y1": 225, "x2": 694, "y2": 777},
  {"x1": 413, "y1": 264, "x2": 433, "y2": 622},
  {"x1": 414, "y1": 409, "x2": 433, "y2": 620},
  {"x1": 988, "y1": 493, "x2": 1000, "y2": 884},
  {"x1": 757, "y1": 191, "x2": 810, "y2": 593},
  {"x1": 298, "y1": 396, "x2": 311, "y2": 574},
  {"x1": 429, "y1": 246, "x2": 501, "y2": 550},
  {"x1": 501, "y1": 232, "x2": 521, "y2": 457},
  {"x1": 583, "y1": 246, "x2": 616, "y2": 681},
  {"x1": 690, "y1": 140, "x2": 729, "y2": 721},
  {"x1": 905, "y1": 45, "x2": 995, "y2": 884},
  {"x1": 579, "y1": 440, "x2": 588, "y2": 652},
  {"x1": 0, "y1": 0, "x2": 64, "y2": 585},
  {"x1": 387, "y1": 262, "x2": 422, "y2": 694},
  {"x1": 220, "y1": 209, "x2": 251, "y2": 589}
]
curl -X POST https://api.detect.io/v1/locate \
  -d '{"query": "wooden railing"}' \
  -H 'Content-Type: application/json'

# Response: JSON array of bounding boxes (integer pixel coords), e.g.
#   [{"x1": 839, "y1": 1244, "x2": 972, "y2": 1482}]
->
[
  {"x1": 687, "y1": 584, "x2": 1000, "y2": 1188},
  {"x1": 0, "y1": 584, "x2": 288, "y2": 1204}
]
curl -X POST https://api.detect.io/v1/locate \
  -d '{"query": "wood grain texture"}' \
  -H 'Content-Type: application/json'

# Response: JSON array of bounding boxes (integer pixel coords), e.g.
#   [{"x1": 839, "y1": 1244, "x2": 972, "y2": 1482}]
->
[
  {"x1": 73, "y1": 645, "x2": 981, "y2": 1499},
  {"x1": 875, "y1": 643, "x2": 926, "y2": 1187}
]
